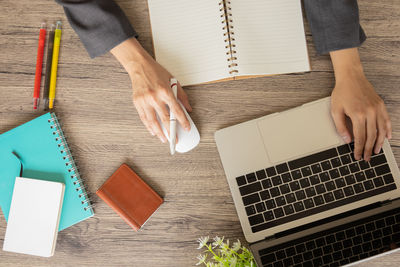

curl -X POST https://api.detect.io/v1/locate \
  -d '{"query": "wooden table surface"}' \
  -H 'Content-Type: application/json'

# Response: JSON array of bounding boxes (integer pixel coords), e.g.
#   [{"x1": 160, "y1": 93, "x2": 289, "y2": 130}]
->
[{"x1": 1, "y1": 0, "x2": 399, "y2": 266}]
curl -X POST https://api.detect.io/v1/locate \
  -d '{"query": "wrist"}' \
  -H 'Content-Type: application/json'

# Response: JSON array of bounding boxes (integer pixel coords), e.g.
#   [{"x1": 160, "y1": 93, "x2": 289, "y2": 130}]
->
[
  {"x1": 110, "y1": 38, "x2": 151, "y2": 76},
  {"x1": 330, "y1": 48, "x2": 365, "y2": 83}
]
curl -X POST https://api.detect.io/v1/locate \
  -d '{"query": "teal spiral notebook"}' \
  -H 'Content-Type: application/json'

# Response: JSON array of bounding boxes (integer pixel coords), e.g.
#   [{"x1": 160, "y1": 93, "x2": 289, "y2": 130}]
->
[{"x1": 0, "y1": 113, "x2": 94, "y2": 231}]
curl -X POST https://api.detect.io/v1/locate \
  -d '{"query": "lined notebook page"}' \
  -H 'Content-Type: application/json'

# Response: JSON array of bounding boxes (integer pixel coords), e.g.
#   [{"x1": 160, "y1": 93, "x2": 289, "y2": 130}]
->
[
  {"x1": 230, "y1": 0, "x2": 310, "y2": 76},
  {"x1": 147, "y1": 0, "x2": 230, "y2": 86}
]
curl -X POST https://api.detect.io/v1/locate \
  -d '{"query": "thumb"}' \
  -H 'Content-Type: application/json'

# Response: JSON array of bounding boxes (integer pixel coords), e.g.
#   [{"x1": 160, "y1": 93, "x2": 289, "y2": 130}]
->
[
  {"x1": 177, "y1": 82, "x2": 192, "y2": 112},
  {"x1": 331, "y1": 108, "x2": 352, "y2": 144}
]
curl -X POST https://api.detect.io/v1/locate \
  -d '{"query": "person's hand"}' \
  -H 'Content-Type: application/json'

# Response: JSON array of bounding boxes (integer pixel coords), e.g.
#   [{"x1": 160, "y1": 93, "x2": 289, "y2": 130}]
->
[
  {"x1": 330, "y1": 48, "x2": 392, "y2": 161},
  {"x1": 111, "y1": 38, "x2": 192, "y2": 143}
]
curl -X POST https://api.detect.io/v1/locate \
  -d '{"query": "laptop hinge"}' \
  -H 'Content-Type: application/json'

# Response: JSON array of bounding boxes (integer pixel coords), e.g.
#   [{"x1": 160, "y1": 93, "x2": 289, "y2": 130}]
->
[
  {"x1": 381, "y1": 199, "x2": 392, "y2": 206},
  {"x1": 264, "y1": 235, "x2": 275, "y2": 241},
  {"x1": 382, "y1": 196, "x2": 400, "y2": 205}
]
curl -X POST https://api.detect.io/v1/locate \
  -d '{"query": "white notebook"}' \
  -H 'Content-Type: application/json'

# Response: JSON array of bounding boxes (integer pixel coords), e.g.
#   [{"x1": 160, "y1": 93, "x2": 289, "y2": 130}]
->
[
  {"x1": 3, "y1": 177, "x2": 65, "y2": 257},
  {"x1": 147, "y1": 0, "x2": 310, "y2": 86}
]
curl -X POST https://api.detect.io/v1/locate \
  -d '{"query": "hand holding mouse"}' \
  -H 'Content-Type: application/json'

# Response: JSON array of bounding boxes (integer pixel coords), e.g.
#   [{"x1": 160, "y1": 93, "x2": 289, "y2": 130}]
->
[
  {"x1": 110, "y1": 38, "x2": 192, "y2": 142},
  {"x1": 158, "y1": 85, "x2": 200, "y2": 154}
]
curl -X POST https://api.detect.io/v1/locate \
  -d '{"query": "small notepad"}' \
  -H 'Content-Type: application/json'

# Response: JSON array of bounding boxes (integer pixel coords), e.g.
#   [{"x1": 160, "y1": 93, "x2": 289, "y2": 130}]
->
[{"x1": 3, "y1": 177, "x2": 65, "y2": 257}]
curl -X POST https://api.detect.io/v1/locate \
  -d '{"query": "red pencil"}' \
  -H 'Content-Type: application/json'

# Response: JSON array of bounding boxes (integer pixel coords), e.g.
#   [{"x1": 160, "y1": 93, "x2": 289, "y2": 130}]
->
[{"x1": 33, "y1": 23, "x2": 46, "y2": 110}]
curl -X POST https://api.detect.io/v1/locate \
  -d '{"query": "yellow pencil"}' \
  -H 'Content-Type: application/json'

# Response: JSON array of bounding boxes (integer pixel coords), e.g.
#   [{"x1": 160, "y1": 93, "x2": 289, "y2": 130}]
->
[{"x1": 49, "y1": 21, "x2": 62, "y2": 109}]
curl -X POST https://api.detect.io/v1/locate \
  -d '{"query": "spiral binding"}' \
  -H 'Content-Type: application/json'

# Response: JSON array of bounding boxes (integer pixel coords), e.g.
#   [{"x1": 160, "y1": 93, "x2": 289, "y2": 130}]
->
[
  {"x1": 48, "y1": 113, "x2": 94, "y2": 213},
  {"x1": 219, "y1": 0, "x2": 238, "y2": 75}
]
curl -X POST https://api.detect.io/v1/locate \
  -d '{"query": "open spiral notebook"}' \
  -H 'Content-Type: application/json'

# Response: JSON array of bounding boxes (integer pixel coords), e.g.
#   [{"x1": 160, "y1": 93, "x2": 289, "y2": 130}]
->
[
  {"x1": 147, "y1": 0, "x2": 310, "y2": 86},
  {"x1": 0, "y1": 113, "x2": 94, "y2": 231}
]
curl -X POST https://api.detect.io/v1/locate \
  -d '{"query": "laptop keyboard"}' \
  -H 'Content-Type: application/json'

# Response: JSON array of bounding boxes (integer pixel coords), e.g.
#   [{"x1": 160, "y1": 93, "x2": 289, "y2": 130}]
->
[
  {"x1": 235, "y1": 143, "x2": 397, "y2": 233},
  {"x1": 257, "y1": 207, "x2": 400, "y2": 267}
]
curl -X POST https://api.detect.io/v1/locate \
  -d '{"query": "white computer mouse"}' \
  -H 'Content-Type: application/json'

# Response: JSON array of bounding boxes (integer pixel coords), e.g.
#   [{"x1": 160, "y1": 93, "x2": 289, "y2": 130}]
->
[{"x1": 157, "y1": 100, "x2": 200, "y2": 153}]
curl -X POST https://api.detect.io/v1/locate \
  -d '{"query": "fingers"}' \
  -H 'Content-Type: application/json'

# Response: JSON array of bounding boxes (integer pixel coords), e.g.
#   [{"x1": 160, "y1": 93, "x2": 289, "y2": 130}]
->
[
  {"x1": 153, "y1": 100, "x2": 170, "y2": 137},
  {"x1": 374, "y1": 117, "x2": 386, "y2": 154},
  {"x1": 134, "y1": 94, "x2": 168, "y2": 143},
  {"x1": 135, "y1": 103, "x2": 155, "y2": 136},
  {"x1": 345, "y1": 103, "x2": 391, "y2": 161},
  {"x1": 152, "y1": 100, "x2": 180, "y2": 144},
  {"x1": 331, "y1": 107, "x2": 352, "y2": 144},
  {"x1": 144, "y1": 106, "x2": 167, "y2": 143},
  {"x1": 350, "y1": 114, "x2": 366, "y2": 161},
  {"x1": 332, "y1": 97, "x2": 390, "y2": 161},
  {"x1": 163, "y1": 91, "x2": 191, "y2": 131},
  {"x1": 134, "y1": 87, "x2": 184, "y2": 144},
  {"x1": 330, "y1": 72, "x2": 392, "y2": 162},
  {"x1": 374, "y1": 105, "x2": 392, "y2": 154},
  {"x1": 382, "y1": 105, "x2": 392, "y2": 139},
  {"x1": 177, "y1": 82, "x2": 192, "y2": 112},
  {"x1": 386, "y1": 119, "x2": 393, "y2": 139},
  {"x1": 363, "y1": 114, "x2": 377, "y2": 161}
]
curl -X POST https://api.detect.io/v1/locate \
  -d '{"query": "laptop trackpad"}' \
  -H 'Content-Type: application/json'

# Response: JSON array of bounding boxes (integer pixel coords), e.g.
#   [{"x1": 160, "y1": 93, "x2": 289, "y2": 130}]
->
[{"x1": 257, "y1": 99, "x2": 343, "y2": 164}]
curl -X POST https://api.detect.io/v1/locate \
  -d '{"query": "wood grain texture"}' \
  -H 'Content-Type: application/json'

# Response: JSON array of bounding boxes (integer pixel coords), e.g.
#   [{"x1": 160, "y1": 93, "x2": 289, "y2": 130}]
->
[{"x1": 0, "y1": 0, "x2": 399, "y2": 266}]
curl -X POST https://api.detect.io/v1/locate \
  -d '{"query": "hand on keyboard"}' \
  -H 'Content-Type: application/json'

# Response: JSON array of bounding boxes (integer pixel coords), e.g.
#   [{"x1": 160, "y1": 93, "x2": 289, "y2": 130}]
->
[{"x1": 329, "y1": 48, "x2": 392, "y2": 162}]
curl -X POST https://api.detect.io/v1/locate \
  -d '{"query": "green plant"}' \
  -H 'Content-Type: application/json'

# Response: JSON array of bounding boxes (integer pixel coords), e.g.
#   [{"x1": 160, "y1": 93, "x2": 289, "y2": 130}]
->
[{"x1": 196, "y1": 236, "x2": 256, "y2": 267}]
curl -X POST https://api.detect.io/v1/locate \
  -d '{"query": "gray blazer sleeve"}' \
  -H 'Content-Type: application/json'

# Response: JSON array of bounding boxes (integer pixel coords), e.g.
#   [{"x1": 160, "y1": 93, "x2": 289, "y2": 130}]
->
[
  {"x1": 304, "y1": 0, "x2": 366, "y2": 55},
  {"x1": 55, "y1": 0, "x2": 138, "y2": 58}
]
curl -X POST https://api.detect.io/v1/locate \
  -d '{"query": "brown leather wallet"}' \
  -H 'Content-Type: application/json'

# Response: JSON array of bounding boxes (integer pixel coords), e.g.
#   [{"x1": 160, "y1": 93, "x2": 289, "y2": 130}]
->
[{"x1": 96, "y1": 163, "x2": 163, "y2": 231}]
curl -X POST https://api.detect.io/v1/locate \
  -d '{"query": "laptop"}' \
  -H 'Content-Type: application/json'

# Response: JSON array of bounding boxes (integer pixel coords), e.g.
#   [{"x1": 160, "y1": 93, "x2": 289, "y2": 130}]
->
[{"x1": 215, "y1": 97, "x2": 400, "y2": 266}]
